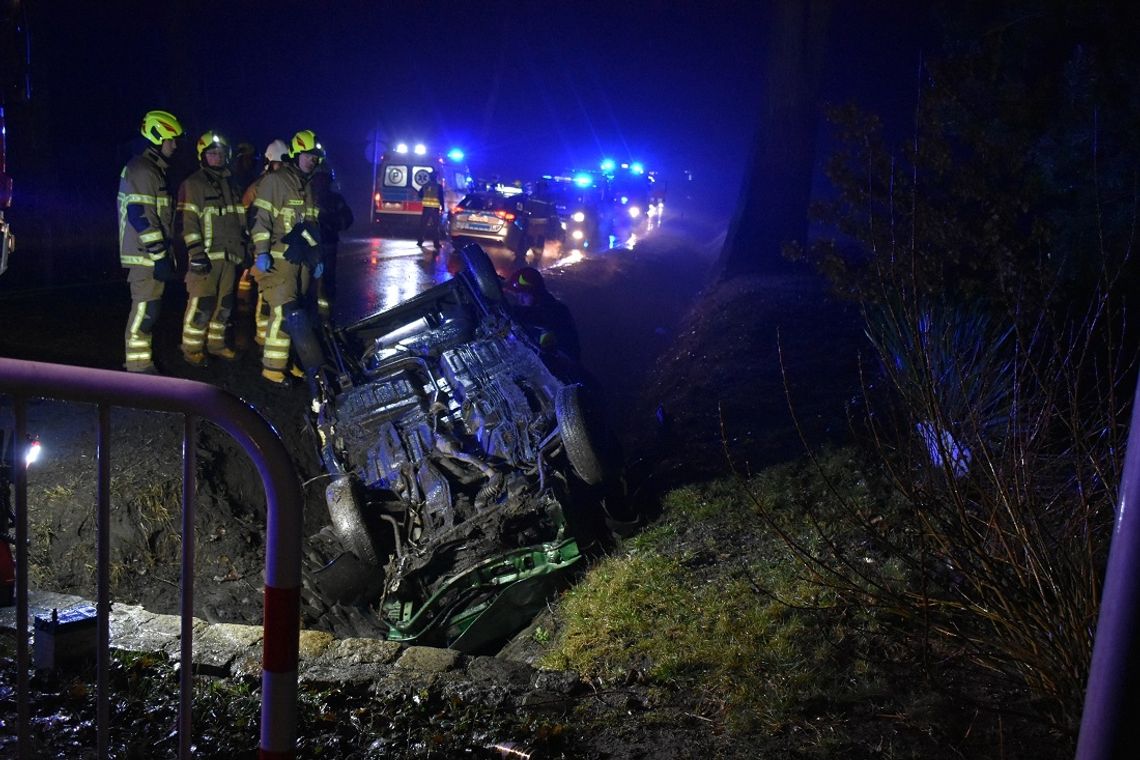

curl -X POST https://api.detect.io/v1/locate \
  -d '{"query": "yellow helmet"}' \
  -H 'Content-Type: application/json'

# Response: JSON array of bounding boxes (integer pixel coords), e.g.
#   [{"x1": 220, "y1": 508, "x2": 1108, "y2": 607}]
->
[
  {"x1": 140, "y1": 110, "x2": 183, "y2": 145},
  {"x1": 196, "y1": 131, "x2": 231, "y2": 162},
  {"x1": 289, "y1": 129, "x2": 324, "y2": 159}
]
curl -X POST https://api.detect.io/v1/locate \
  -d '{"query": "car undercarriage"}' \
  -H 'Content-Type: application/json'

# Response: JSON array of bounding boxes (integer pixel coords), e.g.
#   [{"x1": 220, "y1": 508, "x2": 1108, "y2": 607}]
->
[{"x1": 306, "y1": 244, "x2": 619, "y2": 651}]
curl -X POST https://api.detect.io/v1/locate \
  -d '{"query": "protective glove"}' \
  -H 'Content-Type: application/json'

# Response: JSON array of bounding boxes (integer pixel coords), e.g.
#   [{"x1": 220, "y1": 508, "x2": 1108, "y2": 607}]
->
[
  {"x1": 312, "y1": 261, "x2": 325, "y2": 279},
  {"x1": 255, "y1": 253, "x2": 275, "y2": 273},
  {"x1": 282, "y1": 221, "x2": 320, "y2": 264},
  {"x1": 152, "y1": 254, "x2": 180, "y2": 282},
  {"x1": 189, "y1": 258, "x2": 212, "y2": 275}
]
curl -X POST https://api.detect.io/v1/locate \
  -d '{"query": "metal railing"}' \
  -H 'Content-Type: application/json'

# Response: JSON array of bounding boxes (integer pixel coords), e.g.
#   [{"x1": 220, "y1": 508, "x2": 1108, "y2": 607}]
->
[
  {"x1": 0, "y1": 357, "x2": 302, "y2": 759},
  {"x1": 1076, "y1": 371, "x2": 1140, "y2": 758}
]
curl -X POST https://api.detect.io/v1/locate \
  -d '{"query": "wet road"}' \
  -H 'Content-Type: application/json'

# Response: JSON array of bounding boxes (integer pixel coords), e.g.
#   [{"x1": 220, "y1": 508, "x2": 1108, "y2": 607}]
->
[{"x1": 328, "y1": 227, "x2": 647, "y2": 326}]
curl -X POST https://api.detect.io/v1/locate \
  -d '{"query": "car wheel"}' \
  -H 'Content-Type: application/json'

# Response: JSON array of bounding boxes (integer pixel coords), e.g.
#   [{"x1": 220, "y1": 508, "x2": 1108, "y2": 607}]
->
[
  {"x1": 460, "y1": 242, "x2": 504, "y2": 303},
  {"x1": 555, "y1": 383, "x2": 618, "y2": 486},
  {"x1": 325, "y1": 475, "x2": 386, "y2": 566}
]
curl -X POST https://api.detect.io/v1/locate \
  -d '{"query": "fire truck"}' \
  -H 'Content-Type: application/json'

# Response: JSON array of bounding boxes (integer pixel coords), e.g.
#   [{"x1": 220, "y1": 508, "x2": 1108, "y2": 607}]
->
[{"x1": 370, "y1": 142, "x2": 470, "y2": 236}]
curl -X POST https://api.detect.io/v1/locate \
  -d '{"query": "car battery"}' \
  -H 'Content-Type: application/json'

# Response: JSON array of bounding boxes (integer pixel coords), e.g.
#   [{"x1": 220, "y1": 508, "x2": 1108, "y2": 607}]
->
[{"x1": 33, "y1": 604, "x2": 98, "y2": 670}]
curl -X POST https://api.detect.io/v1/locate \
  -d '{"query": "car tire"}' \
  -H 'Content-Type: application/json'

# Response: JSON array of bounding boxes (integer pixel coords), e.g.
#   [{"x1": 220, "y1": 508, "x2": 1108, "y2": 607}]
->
[
  {"x1": 460, "y1": 242, "x2": 504, "y2": 303},
  {"x1": 325, "y1": 475, "x2": 386, "y2": 566},
  {"x1": 555, "y1": 383, "x2": 617, "y2": 486}
]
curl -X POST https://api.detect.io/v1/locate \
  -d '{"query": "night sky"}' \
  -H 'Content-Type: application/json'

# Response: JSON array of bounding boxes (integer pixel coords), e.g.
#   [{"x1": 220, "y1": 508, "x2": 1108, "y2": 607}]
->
[{"x1": 3, "y1": 0, "x2": 923, "y2": 283}]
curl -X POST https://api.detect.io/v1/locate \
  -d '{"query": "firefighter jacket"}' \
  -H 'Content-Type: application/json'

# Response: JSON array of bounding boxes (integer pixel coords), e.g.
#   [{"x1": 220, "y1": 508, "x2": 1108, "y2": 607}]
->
[
  {"x1": 418, "y1": 179, "x2": 443, "y2": 209},
  {"x1": 250, "y1": 164, "x2": 319, "y2": 260},
  {"x1": 177, "y1": 166, "x2": 246, "y2": 265},
  {"x1": 117, "y1": 146, "x2": 174, "y2": 267}
]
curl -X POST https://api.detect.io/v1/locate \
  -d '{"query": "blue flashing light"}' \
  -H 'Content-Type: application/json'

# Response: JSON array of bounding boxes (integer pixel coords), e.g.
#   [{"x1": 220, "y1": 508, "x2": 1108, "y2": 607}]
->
[
  {"x1": 447, "y1": 148, "x2": 465, "y2": 162},
  {"x1": 600, "y1": 158, "x2": 615, "y2": 172},
  {"x1": 630, "y1": 162, "x2": 644, "y2": 174},
  {"x1": 573, "y1": 172, "x2": 594, "y2": 188}
]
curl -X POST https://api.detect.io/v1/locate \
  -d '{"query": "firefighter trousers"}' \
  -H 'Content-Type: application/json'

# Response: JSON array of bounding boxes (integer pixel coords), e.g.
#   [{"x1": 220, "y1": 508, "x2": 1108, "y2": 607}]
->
[
  {"x1": 181, "y1": 260, "x2": 237, "y2": 356},
  {"x1": 251, "y1": 258, "x2": 310, "y2": 372},
  {"x1": 124, "y1": 265, "x2": 165, "y2": 372}
]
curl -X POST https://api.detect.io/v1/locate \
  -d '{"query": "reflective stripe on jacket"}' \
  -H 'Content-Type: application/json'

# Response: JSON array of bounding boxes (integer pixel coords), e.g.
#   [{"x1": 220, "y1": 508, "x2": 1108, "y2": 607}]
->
[
  {"x1": 250, "y1": 164, "x2": 319, "y2": 258},
  {"x1": 419, "y1": 181, "x2": 443, "y2": 209},
  {"x1": 117, "y1": 147, "x2": 173, "y2": 267},
  {"x1": 177, "y1": 166, "x2": 246, "y2": 265}
]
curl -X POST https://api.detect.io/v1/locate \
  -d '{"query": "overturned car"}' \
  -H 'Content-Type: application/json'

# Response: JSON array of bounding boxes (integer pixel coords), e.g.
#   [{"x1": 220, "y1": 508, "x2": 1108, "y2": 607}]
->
[{"x1": 305, "y1": 244, "x2": 621, "y2": 652}]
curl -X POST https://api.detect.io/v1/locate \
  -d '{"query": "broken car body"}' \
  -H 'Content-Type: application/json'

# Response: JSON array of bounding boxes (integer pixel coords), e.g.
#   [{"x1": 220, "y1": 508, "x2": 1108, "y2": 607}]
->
[{"x1": 308, "y1": 244, "x2": 617, "y2": 652}]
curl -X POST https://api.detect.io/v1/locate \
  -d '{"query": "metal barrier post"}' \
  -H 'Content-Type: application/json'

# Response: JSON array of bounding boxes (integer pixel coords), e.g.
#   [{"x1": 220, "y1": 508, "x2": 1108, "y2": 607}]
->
[{"x1": 1077, "y1": 372, "x2": 1140, "y2": 758}]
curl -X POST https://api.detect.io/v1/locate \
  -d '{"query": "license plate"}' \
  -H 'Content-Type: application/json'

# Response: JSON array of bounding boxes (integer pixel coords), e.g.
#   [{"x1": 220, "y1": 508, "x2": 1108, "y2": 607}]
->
[{"x1": 461, "y1": 221, "x2": 493, "y2": 231}]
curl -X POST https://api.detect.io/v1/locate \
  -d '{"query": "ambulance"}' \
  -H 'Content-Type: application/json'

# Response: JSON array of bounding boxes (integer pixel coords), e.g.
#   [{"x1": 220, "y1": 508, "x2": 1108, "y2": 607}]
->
[{"x1": 370, "y1": 142, "x2": 470, "y2": 236}]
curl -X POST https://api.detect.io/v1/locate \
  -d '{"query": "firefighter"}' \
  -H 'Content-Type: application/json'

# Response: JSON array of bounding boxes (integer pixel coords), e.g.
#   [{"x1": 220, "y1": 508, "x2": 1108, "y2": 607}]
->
[
  {"x1": 177, "y1": 131, "x2": 246, "y2": 366},
  {"x1": 242, "y1": 138, "x2": 289, "y2": 212},
  {"x1": 117, "y1": 109, "x2": 183, "y2": 374},
  {"x1": 309, "y1": 163, "x2": 353, "y2": 322},
  {"x1": 416, "y1": 168, "x2": 444, "y2": 250},
  {"x1": 249, "y1": 129, "x2": 324, "y2": 385},
  {"x1": 241, "y1": 138, "x2": 290, "y2": 343},
  {"x1": 504, "y1": 266, "x2": 581, "y2": 362}
]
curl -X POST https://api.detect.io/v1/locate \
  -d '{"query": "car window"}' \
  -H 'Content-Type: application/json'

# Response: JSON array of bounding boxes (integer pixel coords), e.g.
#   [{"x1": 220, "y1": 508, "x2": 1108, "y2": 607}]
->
[
  {"x1": 459, "y1": 194, "x2": 516, "y2": 212},
  {"x1": 383, "y1": 164, "x2": 408, "y2": 187}
]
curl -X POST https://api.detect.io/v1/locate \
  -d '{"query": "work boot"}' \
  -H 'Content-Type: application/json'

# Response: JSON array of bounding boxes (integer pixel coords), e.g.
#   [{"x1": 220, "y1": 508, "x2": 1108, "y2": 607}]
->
[
  {"x1": 261, "y1": 368, "x2": 290, "y2": 386},
  {"x1": 208, "y1": 346, "x2": 238, "y2": 361},
  {"x1": 182, "y1": 351, "x2": 209, "y2": 367}
]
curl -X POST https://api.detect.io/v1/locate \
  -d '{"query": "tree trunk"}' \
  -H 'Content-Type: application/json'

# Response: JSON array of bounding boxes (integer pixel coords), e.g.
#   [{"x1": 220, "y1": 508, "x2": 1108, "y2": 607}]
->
[{"x1": 718, "y1": 0, "x2": 831, "y2": 280}]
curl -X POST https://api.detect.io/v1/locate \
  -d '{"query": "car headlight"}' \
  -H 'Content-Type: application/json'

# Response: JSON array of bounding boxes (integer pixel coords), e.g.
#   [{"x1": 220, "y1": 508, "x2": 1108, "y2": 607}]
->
[
  {"x1": 571, "y1": 211, "x2": 585, "y2": 223},
  {"x1": 628, "y1": 206, "x2": 641, "y2": 218},
  {"x1": 571, "y1": 229, "x2": 584, "y2": 240}
]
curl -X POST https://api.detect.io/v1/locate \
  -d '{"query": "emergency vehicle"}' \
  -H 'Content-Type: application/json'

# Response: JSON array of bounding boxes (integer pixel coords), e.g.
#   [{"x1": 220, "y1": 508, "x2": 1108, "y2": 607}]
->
[
  {"x1": 0, "y1": 105, "x2": 13, "y2": 278},
  {"x1": 600, "y1": 160, "x2": 657, "y2": 240},
  {"x1": 370, "y1": 142, "x2": 470, "y2": 235}
]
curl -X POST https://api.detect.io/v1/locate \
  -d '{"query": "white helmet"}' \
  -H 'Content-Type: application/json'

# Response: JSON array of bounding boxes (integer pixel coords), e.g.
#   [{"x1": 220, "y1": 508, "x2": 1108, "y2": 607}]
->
[{"x1": 264, "y1": 139, "x2": 290, "y2": 163}]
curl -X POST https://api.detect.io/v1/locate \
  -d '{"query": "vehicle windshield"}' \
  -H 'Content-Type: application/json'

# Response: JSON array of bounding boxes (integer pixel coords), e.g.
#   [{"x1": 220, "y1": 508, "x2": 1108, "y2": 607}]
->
[
  {"x1": 535, "y1": 182, "x2": 595, "y2": 209},
  {"x1": 458, "y1": 193, "x2": 515, "y2": 212}
]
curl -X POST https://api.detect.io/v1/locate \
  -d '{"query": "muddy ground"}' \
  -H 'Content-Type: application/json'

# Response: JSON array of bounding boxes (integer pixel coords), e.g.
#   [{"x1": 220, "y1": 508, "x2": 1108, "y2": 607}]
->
[{"x1": 1, "y1": 229, "x2": 865, "y2": 755}]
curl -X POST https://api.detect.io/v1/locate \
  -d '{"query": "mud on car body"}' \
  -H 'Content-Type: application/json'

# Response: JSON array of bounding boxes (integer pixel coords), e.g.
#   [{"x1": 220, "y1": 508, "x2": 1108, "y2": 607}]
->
[{"x1": 307, "y1": 244, "x2": 619, "y2": 652}]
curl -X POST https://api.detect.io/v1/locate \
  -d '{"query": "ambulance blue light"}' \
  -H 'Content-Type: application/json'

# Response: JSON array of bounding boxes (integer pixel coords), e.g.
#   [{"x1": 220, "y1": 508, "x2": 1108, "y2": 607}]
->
[
  {"x1": 447, "y1": 148, "x2": 465, "y2": 162},
  {"x1": 574, "y1": 172, "x2": 594, "y2": 188},
  {"x1": 600, "y1": 158, "x2": 615, "y2": 172},
  {"x1": 630, "y1": 162, "x2": 644, "y2": 174}
]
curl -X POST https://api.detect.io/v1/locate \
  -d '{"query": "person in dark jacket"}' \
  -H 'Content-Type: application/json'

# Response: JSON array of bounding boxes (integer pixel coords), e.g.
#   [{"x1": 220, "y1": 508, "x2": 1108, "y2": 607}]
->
[
  {"x1": 309, "y1": 164, "x2": 353, "y2": 322},
  {"x1": 504, "y1": 266, "x2": 581, "y2": 362}
]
